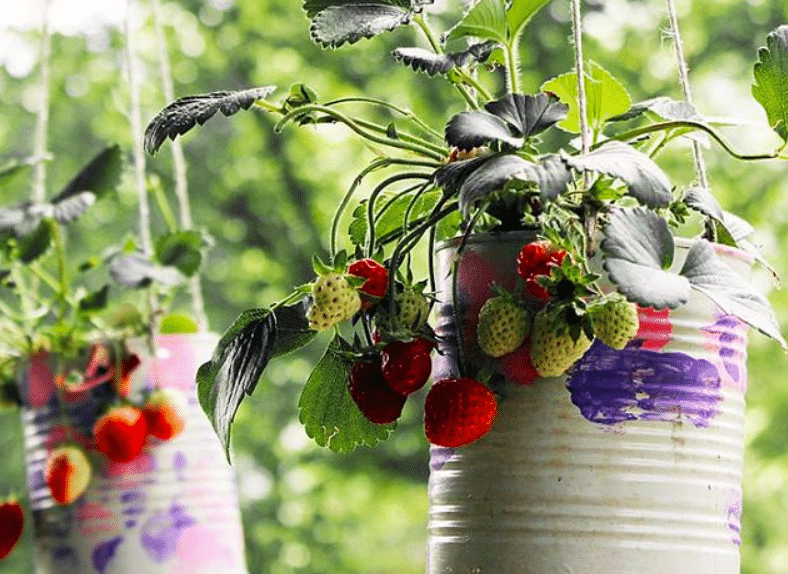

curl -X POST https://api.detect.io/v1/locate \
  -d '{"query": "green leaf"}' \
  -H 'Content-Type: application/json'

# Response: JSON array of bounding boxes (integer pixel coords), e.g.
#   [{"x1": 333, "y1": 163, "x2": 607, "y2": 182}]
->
[
  {"x1": 159, "y1": 314, "x2": 199, "y2": 334},
  {"x1": 506, "y1": 0, "x2": 552, "y2": 40},
  {"x1": 752, "y1": 25, "x2": 788, "y2": 142},
  {"x1": 310, "y1": 4, "x2": 412, "y2": 48},
  {"x1": 541, "y1": 61, "x2": 631, "y2": 133},
  {"x1": 0, "y1": 157, "x2": 35, "y2": 187},
  {"x1": 77, "y1": 285, "x2": 110, "y2": 314},
  {"x1": 446, "y1": 0, "x2": 508, "y2": 44},
  {"x1": 17, "y1": 221, "x2": 52, "y2": 264},
  {"x1": 52, "y1": 145, "x2": 123, "y2": 203},
  {"x1": 298, "y1": 335, "x2": 394, "y2": 452},
  {"x1": 680, "y1": 239, "x2": 786, "y2": 348},
  {"x1": 562, "y1": 141, "x2": 672, "y2": 208},
  {"x1": 144, "y1": 87, "x2": 275, "y2": 155},
  {"x1": 303, "y1": 0, "x2": 410, "y2": 19},
  {"x1": 375, "y1": 188, "x2": 440, "y2": 238},
  {"x1": 392, "y1": 41, "x2": 497, "y2": 76},
  {"x1": 601, "y1": 207, "x2": 690, "y2": 309},
  {"x1": 154, "y1": 230, "x2": 205, "y2": 277}
]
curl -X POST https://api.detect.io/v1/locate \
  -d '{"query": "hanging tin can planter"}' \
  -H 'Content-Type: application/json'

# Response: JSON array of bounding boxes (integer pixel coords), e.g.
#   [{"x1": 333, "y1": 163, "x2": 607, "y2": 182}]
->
[
  {"x1": 428, "y1": 232, "x2": 750, "y2": 574},
  {"x1": 19, "y1": 333, "x2": 248, "y2": 574}
]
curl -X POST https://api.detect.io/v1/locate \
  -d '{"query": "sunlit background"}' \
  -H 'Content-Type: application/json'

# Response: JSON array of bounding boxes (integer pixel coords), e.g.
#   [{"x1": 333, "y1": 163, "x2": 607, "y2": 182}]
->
[{"x1": 2, "y1": 0, "x2": 788, "y2": 572}]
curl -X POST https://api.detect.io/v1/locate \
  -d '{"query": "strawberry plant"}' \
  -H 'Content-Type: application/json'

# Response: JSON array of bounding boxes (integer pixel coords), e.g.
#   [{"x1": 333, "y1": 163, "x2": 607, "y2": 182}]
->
[{"x1": 143, "y1": 2, "x2": 788, "y2": 455}]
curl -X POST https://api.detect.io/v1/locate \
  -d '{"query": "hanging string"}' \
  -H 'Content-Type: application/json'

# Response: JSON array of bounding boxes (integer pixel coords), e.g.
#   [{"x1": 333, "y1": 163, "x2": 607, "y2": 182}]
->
[
  {"x1": 570, "y1": 0, "x2": 591, "y2": 160},
  {"x1": 124, "y1": 0, "x2": 159, "y2": 341},
  {"x1": 32, "y1": 0, "x2": 52, "y2": 204},
  {"x1": 150, "y1": 0, "x2": 209, "y2": 331},
  {"x1": 665, "y1": 0, "x2": 709, "y2": 190}
]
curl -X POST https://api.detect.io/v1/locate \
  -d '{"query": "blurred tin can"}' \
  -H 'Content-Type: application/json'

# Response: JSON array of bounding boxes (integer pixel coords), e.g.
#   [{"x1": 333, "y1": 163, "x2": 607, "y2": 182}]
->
[
  {"x1": 428, "y1": 232, "x2": 750, "y2": 574},
  {"x1": 20, "y1": 333, "x2": 248, "y2": 574}
]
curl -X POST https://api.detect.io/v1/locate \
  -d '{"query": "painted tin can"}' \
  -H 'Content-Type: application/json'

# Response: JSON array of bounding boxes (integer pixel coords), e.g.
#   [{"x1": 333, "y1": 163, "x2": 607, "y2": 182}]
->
[
  {"x1": 20, "y1": 333, "x2": 248, "y2": 574},
  {"x1": 428, "y1": 232, "x2": 750, "y2": 574}
]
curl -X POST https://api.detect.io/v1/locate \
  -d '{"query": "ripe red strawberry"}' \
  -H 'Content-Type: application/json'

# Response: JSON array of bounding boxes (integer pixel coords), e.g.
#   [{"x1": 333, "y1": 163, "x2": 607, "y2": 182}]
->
[
  {"x1": 93, "y1": 405, "x2": 148, "y2": 463},
  {"x1": 143, "y1": 389, "x2": 187, "y2": 441},
  {"x1": 381, "y1": 338, "x2": 434, "y2": 395},
  {"x1": 424, "y1": 377, "x2": 498, "y2": 448},
  {"x1": 0, "y1": 497, "x2": 23, "y2": 560},
  {"x1": 348, "y1": 359, "x2": 407, "y2": 424},
  {"x1": 348, "y1": 258, "x2": 389, "y2": 308},
  {"x1": 45, "y1": 444, "x2": 92, "y2": 506},
  {"x1": 516, "y1": 240, "x2": 567, "y2": 300}
]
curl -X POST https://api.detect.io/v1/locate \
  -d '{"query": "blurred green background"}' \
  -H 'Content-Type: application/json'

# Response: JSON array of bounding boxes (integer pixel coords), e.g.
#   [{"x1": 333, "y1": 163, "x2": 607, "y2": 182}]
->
[{"x1": 1, "y1": 0, "x2": 788, "y2": 572}]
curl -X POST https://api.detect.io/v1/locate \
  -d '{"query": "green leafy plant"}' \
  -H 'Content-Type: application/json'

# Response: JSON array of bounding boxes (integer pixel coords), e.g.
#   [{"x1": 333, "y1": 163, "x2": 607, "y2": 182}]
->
[{"x1": 146, "y1": 1, "x2": 788, "y2": 456}]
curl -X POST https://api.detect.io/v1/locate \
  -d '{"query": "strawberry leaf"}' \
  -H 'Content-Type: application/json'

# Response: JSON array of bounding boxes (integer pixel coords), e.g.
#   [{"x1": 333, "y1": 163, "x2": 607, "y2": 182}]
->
[
  {"x1": 752, "y1": 25, "x2": 788, "y2": 142},
  {"x1": 310, "y1": 4, "x2": 411, "y2": 48},
  {"x1": 541, "y1": 62, "x2": 630, "y2": 134},
  {"x1": 483, "y1": 93, "x2": 568, "y2": 138},
  {"x1": 107, "y1": 252, "x2": 184, "y2": 288},
  {"x1": 298, "y1": 335, "x2": 395, "y2": 452},
  {"x1": 445, "y1": 111, "x2": 524, "y2": 150},
  {"x1": 601, "y1": 207, "x2": 690, "y2": 309},
  {"x1": 197, "y1": 302, "x2": 316, "y2": 457},
  {"x1": 52, "y1": 145, "x2": 123, "y2": 203},
  {"x1": 392, "y1": 41, "x2": 497, "y2": 76},
  {"x1": 506, "y1": 0, "x2": 552, "y2": 40},
  {"x1": 680, "y1": 239, "x2": 786, "y2": 348},
  {"x1": 144, "y1": 87, "x2": 275, "y2": 155},
  {"x1": 154, "y1": 230, "x2": 207, "y2": 277},
  {"x1": 563, "y1": 141, "x2": 672, "y2": 208},
  {"x1": 17, "y1": 221, "x2": 52, "y2": 264},
  {"x1": 445, "y1": 0, "x2": 508, "y2": 44}
]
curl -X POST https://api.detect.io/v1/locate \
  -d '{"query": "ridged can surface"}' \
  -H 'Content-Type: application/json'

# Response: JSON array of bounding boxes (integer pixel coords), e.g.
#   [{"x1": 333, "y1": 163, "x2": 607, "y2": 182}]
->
[
  {"x1": 20, "y1": 333, "x2": 248, "y2": 574},
  {"x1": 429, "y1": 232, "x2": 750, "y2": 574}
]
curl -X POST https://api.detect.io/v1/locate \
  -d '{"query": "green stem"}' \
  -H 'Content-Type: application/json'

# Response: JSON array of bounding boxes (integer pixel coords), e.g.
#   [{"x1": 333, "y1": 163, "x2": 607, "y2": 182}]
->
[
  {"x1": 151, "y1": 180, "x2": 179, "y2": 233},
  {"x1": 366, "y1": 173, "x2": 433, "y2": 256},
  {"x1": 275, "y1": 104, "x2": 445, "y2": 161},
  {"x1": 354, "y1": 117, "x2": 448, "y2": 156},
  {"x1": 48, "y1": 219, "x2": 68, "y2": 317},
  {"x1": 599, "y1": 120, "x2": 780, "y2": 161},
  {"x1": 324, "y1": 96, "x2": 444, "y2": 140},
  {"x1": 504, "y1": 40, "x2": 521, "y2": 94},
  {"x1": 412, "y1": 14, "x2": 480, "y2": 110},
  {"x1": 455, "y1": 71, "x2": 493, "y2": 102},
  {"x1": 330, "y1": 159, "x2": 437, "y2": 258}
]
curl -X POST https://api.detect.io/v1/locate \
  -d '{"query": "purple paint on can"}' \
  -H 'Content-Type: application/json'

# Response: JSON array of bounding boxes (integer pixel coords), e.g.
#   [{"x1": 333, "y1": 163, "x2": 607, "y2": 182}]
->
[
  {"x1": 173, "y1": 451, "x2": 188, "y2": 481},
  {"x1": 125, "y1": 520, "x2": 137, "y2": 529},
  {"x1": 92, "y1": 536, "x2": 123, "y2": 574},
  {"x1": 567, "y1": 341, "x2": 722, "y2": 427},
  {"x1": 726, "y1": 492, "x2": 742, "y2": 546},
  {"x1": 140, "y1": 502, "x2": 196, "y2": 562},
  {"x1": 430, "y1": 447, "x2": 456, "y2": 472}
]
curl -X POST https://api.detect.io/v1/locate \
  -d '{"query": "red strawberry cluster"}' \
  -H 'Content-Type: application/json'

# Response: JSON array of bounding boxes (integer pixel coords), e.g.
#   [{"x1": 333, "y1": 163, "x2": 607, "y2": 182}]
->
[
  {"x1": 349, "y1": 336, "x2": 435, "y2": 424},
  {"x1": 516, "y1": 240, "x2": 566, "y2": 300},
  {"x1": 0, "y1": 497, "x2": 23, "y2": 561},
  {"x1": 348, "y1": 258, "x2": 389, "y2": 308},
  {"x1": 349, "y1": 334, "x2": 498, "y2": 448}
]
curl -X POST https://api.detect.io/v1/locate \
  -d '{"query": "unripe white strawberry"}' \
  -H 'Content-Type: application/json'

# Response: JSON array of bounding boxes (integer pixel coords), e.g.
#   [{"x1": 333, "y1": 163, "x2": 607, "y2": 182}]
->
[
  {"x1": 591, "y1": 298, "x2": 639, "y2": 350},
  {"x1": 530, "y1": 308, "x2": 593, "y2": 377},
  {"x1": 477, "y1": 294, "x2": 531, "y2": 358},
  {"x1": 307, "y1": 272, "x2": 361, "y2": 331},
  {"x1": 376, "y1": 287, "x2": 429, "y2": 336}
]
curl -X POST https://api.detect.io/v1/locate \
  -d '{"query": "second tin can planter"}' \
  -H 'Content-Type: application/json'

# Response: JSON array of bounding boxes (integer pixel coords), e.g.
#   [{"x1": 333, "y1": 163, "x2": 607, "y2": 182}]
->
[
  {"x1": 19, "y1": 333, "x2": 248, "y2": 574},
  {"x1": 428, "y1": 232, "x2": 750, "y2": 574}
]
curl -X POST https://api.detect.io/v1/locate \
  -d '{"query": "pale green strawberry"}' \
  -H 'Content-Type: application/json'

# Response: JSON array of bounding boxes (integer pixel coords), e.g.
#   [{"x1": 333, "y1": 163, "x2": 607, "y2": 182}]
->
[
  {"x1": 591, "y1": 298, "x2": 639, "y2": 350},
  {"x1": 530, "y1": 309, "x2": 593, "y2": 377},
  {"x1": 307, "y1": 272, "x2": 361, "y2": 331},
  {"x1": 477, "y1": 294, "x2": 531, "y2": 358},
  {"x1": 376, "y1": 287, "x2": 429, "y2": 336}
]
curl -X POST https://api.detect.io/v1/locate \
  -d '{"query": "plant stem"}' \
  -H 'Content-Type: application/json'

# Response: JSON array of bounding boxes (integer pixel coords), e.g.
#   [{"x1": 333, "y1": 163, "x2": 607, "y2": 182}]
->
[
  {"x1": 33, "y1": 0, "x2": 52, "y2": 205},
  {"x1": 600, "y1": 120, "x2": 780, "y2": 161},
  {"x1": 411, "y1": 14, "x2": 480, "y2": 110},
  {"x1": 354, "y1": 117, "x2": 448, "y2": 156},
  {"x1": 366, "y1": 173, "x2": 433, "y2": 256},
  {"x1": 324, "y1": 96, "x2": 445, "y2": 140},
  {"x1": 504, "y1": 40, "x2": 521, "y2": 94},
  {"x1": 151, "y1": 0, "x2": 208, "y2": 331},
  {"x1": 275, "y1": 105, "x2": 446, "y2": 161},
  {"x1": 665, "y1": 0, "x2": 709, "y2": 191},
  {"x1": 125, "y1": 0, "x2": 158, "y2": 340},
  {"x1": 570, "y1": 0, "x2": 591, "y2": 160},
  {"x1": 48, "y1": 220, "x2": 68, "y2": 315}
]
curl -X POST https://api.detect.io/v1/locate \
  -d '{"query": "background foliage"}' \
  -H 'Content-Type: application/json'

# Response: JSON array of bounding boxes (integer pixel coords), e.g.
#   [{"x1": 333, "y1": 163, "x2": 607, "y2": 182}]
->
[{"x1": 1, "y1": 0, "x2": 788, "y2": 572}]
